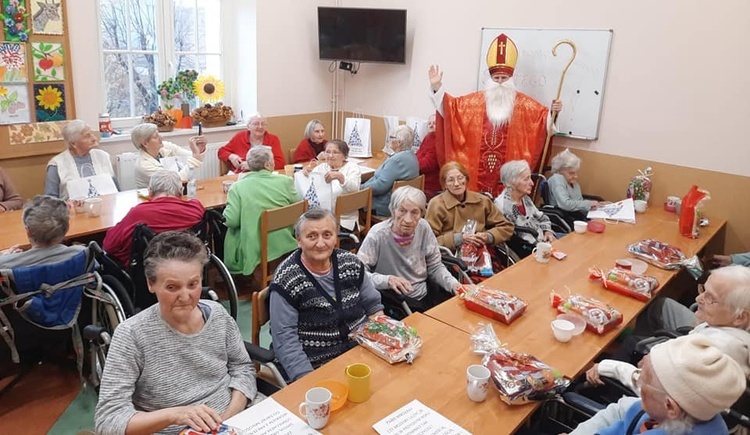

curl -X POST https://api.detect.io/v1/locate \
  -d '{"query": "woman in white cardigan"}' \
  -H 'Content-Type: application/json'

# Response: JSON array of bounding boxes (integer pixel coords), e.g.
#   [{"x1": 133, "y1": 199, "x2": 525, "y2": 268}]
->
[
  {"x1": 44, "y1": 119, "x2": 119, "y2": 200},
  {"x1": 132, "y1": 123, "x2": 207, "y2": 189},
  {"x1": 300, "y1": 140, "x2": 361, "y2": 230}
]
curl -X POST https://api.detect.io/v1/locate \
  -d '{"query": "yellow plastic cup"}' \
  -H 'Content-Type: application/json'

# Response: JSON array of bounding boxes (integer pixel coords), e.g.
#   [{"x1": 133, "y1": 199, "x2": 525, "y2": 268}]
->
[{"x1": 345, "y1": 363, "x2": 371, "y2": 403}]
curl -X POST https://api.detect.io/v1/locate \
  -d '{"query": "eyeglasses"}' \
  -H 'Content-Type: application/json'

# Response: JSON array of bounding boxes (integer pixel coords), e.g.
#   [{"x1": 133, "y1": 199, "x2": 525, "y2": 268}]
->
[
  {"x1": 631, "y1": 369, "x2": 668, "y2": 396},
  {"x1": 249, "y1": 122, "x2": 268, "y2": 127},
  {"x1": 445, "y1": 175, "x2": 467, "y2": 185},
  {"x1": 697, "y1": 283, "x2": 720, "y2": 305}
]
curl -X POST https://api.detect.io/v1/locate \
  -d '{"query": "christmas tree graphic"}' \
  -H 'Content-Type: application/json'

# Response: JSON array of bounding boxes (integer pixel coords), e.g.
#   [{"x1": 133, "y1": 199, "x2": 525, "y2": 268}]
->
[
  {"x1": 412, "y1": 121, "x2": 422, "y2": 151},
  {"x1": 348, "y1": 121, "x2": 362, "y2": 151},
  {"x1": 87, "y1": 179, "x2": 99, "y2": 198},
  {"x1": 305, "y1": 184, "x2": 321, "y2": 210}
]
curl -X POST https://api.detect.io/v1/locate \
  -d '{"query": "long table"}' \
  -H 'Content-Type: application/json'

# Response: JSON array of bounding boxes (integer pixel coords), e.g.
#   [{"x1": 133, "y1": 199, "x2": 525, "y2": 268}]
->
[
  {"x1": 0, "y1": 156, "x2": 385, "y2": 250},
  {"x1": 270, "y1": 313, "x2": 539, "y2": 435},
  {"x1": 425, "y1": 208, "x2": 725, "y2": 378},
  {"x1": 268, "y1": 209, "x2": 725, "y2": 434}
]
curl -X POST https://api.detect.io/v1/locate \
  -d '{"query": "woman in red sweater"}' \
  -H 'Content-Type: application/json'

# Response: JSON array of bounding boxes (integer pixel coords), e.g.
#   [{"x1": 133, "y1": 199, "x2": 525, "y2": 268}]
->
[
  {"x1": 292, "y1": 119, "x2": 327, "y2": 163},
  {"x1": 217, "y1": 113, "x2": 286, "y2": 171},
  {"x1": 416, "y1": 114, "x2": 441, "y2": 200}
]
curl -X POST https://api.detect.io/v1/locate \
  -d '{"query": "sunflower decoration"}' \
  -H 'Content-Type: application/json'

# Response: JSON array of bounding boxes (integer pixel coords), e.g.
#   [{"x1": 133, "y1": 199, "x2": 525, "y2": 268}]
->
[
  {"x1": 193, "y1": 74, "x2": 225, "y2": 104},
  {"x1": 36, "y1": 85, "x2": 63, "y2": 111}
]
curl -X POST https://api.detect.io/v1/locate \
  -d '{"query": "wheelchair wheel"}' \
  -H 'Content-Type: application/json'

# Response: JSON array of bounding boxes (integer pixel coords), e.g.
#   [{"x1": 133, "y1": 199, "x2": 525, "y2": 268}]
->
[
  {"x1": 206, "y1": 252, "x2": 238, "y2": 320},
  {"x1": 88, "y1": 281, "x2": 128, "y2": 387},
  {"x1": 102, "y1": 274, "x2": 136, "y2": 318},
  {"x1": 495, "y1": 244, "x2": 521, "y2": 269}
]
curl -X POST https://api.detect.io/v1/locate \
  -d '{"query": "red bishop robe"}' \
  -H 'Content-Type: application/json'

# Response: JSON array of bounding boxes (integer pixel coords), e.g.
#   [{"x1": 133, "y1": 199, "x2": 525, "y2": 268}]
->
[{"x1": 435, "y1": 91, "x2": 549, "y2": 196}]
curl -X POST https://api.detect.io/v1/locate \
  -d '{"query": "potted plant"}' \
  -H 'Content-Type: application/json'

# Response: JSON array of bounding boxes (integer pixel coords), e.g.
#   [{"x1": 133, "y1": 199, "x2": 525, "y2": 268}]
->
[{"x1": 156, "y1": 69, "x2": 198, "y2": 125}]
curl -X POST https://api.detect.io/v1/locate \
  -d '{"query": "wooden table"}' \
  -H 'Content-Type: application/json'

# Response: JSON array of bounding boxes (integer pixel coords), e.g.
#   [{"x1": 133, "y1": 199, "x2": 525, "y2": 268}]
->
[
  {"x1": 425, "y1": 208, "x2": 726, "y2": 379},
  {"x1": 0, "y1": 175, "x2": 238, "y2": 250},
  {"x1": 271, "y1": 313, "x2": 538, "y2": 435}
]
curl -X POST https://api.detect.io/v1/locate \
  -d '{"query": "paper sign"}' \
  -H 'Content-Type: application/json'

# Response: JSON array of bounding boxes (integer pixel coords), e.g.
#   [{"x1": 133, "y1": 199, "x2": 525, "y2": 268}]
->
[
  {"x1": 586, "y1": 198, "x2": 636, "y2": 223},
  {"x1": 373, "y1": 399, "x2": 471, "y2": 435},
  {"x1": 160, "y1": 155, "x2": 188, "y2": 173},
  {"x1": 66, "y1": 174, "x2": 118, "y2": 199},
  {"x1": 224, "y1": 398, "x2": 321, "y2": 435}
]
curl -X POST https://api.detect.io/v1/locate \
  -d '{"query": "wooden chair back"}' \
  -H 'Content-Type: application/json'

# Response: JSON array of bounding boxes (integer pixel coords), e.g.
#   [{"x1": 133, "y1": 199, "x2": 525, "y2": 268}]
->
[
  {"x1": 251, "y1": 287, "x2": 270, "y2": 346},
  {"x1": 260, "y1": 199, "x2": 308, "y2": 287},
  {"x1": 288, "y1": 147, "x2": 297, "y2": 163},
  {"x1": 393, "y1": 174, "x2": 425, "y2": 192},
  {"x1": 334, "y1": 187, "x2": 372, "y2": 243}
]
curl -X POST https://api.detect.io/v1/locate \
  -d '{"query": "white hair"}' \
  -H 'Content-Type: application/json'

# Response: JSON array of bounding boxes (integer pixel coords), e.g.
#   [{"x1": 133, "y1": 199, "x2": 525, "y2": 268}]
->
[
  {"x1": 550, "y1": 149, "x2": 581, "y2": 173},
  {"x1": 246, "y1": 147, "x2": 273, "y2": 171},
  {"x1": 712, "y1": 265, "x2": 750, "y2": 330},
  {"x1": 389, "y1": 186, "x2": 426, "y2": 216},
  {"x1": 62, "y1": 119, "x2": 89, "y2": 147},
  {"x1": 500, "y1": 160, "x2": 530, "y2": 187},
  {"x1": 131, "y1": 123, "x2": 158, "y2": 150},
  {"x1": 392, "y1": 125, "x2": 414, "y2": 152}
]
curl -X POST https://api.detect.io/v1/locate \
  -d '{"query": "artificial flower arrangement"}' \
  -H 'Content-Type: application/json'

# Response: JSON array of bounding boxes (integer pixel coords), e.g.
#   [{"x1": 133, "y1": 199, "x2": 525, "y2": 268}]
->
[
  {"x1": 142, "y1": 107, "x2": 177, "y2": 132},
  {"x1": 191, "y1": 74, "x2": 233, "y2": 127},
  {"x1": 156, "y1": 69, "x2": 198, "y2": 109}
]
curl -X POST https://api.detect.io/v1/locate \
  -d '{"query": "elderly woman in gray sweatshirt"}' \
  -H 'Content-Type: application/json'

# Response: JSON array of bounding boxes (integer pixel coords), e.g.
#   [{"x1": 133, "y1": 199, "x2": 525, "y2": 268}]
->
[{"x1": 357, "y1": 186, "x2": 461, "y2": 313}]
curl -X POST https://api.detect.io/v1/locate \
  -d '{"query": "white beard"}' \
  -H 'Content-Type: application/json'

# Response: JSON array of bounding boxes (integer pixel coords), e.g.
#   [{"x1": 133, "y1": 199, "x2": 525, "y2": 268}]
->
[{"x1": 483, "y1": 77, "x2": 517, "y2": 126}]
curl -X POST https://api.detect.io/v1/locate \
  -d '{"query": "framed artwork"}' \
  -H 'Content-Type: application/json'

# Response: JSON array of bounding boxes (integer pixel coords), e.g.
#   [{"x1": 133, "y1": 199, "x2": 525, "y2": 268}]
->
[
  {"x1": 31, "y1": 42, "x2": 63, "y2": 81},
  {"x1": 8, "y1": 120, "x2": 65, "y2": 144},
  {"x1": 0, "y1": 0, "x2": 30, "y2": 42},
  {"x1": 33, "y1": 83, "x2": 65, "y2": 121},
  {"x1": 31, "y1": 0, "x2": 64, "y2": 35},
  {"x1": 0, "y1": 83, "x2": 30, "y2": 124},
  {"x1": 0, "y1": 42, "x2": 27, "y2": 82}
]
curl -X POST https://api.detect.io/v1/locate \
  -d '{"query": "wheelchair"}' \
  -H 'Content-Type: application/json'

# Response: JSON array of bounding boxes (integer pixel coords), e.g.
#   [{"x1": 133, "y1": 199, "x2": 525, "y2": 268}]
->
[
  {"x1": 536, "y1": 172, "x2": 605, "y2": 228},
  {"x1": 0, "y1": 242, "x2": 129, "y2": 394},
  {"x1": 378, "y1": 247, "x2": 474, "y2": 320}
]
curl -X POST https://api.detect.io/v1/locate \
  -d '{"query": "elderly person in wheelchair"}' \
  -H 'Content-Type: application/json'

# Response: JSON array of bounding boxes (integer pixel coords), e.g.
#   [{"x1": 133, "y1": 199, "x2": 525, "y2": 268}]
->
[
  {"x1": 494, "y1": 159, "x2": 557, "y2": 258},
  {"x1": 95, "y1": 231, "x2": 256, "y2": 435},
  {"x1": 0, "y1": 195, "x2": 85, "y2": 268},
  {"x1": 586, "y1": 265, "x2": 750, "y2": 391},
  {"x1": 571, "y1": 334, "x2": 746, "y2": 435},
  {"x1": 103, "y1": 170, "x2": 205, "y2": 267},
  {"x1": 426, "y1": 161, "x2": 514, "y2": 275},
  {"x1": 547, "y1": 149, "x2": 605, "y2": 222},
  {"x1": 358, "y1": 186, "x2": 461, "y2": 313},
  {"x1": 270, "y1": 209, "x2": 383, "y2": 382}
]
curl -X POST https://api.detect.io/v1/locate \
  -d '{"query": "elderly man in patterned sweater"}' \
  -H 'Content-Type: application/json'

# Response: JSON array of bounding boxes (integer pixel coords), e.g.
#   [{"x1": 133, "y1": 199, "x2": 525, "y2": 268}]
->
[{"x1": 270, "y1": 209, "x2": 383, "y2": 382}]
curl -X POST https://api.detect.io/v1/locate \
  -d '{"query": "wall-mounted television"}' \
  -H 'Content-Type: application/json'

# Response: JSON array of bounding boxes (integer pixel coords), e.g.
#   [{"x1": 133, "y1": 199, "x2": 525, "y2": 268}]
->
[{"x1": 317, "y1": 7, "x2": 407, "y2": 64}]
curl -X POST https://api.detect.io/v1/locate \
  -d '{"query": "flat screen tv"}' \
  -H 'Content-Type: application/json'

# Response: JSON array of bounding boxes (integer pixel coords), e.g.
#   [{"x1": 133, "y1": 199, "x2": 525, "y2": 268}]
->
[{"x1": 318, "y1": 7, "x2": 406, "y2": 64}]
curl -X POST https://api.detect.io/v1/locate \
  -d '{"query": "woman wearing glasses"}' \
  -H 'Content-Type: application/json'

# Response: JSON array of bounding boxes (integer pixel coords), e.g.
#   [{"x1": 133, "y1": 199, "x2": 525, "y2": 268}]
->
[
  {"x1": 217, "y1": 113, "x2": 286, "y2": 172},
  {"x1": 426, "y1": 162, "x2": 514, "y2": 274},
  {"x1": 300, "y1": 140, "x2": 361, "y2": 231}
]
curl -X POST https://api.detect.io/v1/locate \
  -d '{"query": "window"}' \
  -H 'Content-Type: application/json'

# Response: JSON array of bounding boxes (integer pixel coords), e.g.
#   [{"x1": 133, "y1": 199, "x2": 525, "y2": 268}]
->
[{"x1": 98, "y1": 0, "x2": 223, "y2": 119}]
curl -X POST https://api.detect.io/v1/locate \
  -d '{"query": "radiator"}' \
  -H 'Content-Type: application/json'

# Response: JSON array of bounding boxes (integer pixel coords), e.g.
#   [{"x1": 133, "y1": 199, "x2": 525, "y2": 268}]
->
[{"x1": 115, "y1": 142, "x2": 223, "y2": 191}]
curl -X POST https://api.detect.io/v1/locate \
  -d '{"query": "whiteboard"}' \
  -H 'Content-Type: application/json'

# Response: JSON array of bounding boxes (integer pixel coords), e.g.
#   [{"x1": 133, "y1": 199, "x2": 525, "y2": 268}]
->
[{"x1": 478, "y1": 28, "x2": 613, "y2": 140}]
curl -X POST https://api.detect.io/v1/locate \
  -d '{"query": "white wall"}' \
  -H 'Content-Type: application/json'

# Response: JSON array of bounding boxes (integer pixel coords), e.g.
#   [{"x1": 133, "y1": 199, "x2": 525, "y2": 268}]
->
[
  {"x1": 256, "y1": 0, "x2": 750, "y2": 177},
  {"x1": 69, "y1": 1, "x2": 750, "y2": 176}
]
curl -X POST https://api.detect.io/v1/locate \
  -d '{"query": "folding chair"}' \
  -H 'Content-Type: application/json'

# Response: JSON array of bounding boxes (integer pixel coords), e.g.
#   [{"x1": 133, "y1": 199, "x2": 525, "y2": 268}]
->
[
  {"x1": 334, "y1": 187, "x2": 372, "y2": 245},
  {"x1": 259, "y1": 200, "x2": 308, "y2": 287}
]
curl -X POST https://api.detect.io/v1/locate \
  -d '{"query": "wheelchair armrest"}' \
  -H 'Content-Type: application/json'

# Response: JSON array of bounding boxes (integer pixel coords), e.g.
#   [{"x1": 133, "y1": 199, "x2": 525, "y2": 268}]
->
[
  {"x1": 441, "y1": 254, "x2": 468, "y2": 271},
  {"x1": 378, "y1": 288, "x2": 407, "y2": 305},
  {"x1": 513, "y1": 225, "x2": 538, "y2": 237},
  {"x1": 601, "y1": 375, "x2": 637, "y2": 396},
  {"x1": 338, "y1": 232, "x2": 360, "y2": 246},
  {"x1": 244, "y1": 342, "x2": 275, "y2": 364},
  {"x1": 583, "y1": 194, "x2": 605, "y2": 202},
  {"x1": 562, "y1": 392, "x2": 606, "y2": 417},
  {"x1": 653, "y1": 328, "x2": 686, "y2": 339},
  {"x1": 634, "y1": 335, "x2": 671, "y2": 356}
]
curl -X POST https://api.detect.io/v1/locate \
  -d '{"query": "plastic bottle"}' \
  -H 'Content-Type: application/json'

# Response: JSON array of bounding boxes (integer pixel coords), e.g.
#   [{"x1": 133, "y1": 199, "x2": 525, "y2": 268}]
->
[{"x1": 186, "y1": 167, "x2": 197, "y2": 199}]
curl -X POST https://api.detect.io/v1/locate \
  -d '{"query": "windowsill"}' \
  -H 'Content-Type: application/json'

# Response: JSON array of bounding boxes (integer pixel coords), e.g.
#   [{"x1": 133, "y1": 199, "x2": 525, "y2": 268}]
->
[{"x1": 99, "y1": 124, "x2": 246, "y2": 147}]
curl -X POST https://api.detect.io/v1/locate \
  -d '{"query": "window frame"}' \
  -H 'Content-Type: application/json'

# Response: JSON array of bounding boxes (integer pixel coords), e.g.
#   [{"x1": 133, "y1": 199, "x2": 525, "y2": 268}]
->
[{"x1": 97, "y1": 0, "x2": 235, "y2": 127}]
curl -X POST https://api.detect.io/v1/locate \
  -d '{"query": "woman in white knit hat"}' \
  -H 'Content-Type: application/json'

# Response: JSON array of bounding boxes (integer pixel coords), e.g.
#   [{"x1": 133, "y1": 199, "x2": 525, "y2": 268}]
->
[{"x1": 571, "y1": 334, "x2": 746, "y2": 435}]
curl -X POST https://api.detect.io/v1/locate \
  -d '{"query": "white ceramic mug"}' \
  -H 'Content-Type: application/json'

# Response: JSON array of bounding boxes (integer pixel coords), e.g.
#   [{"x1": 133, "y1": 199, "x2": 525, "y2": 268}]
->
[
  {"x1": 466, "y1": 364, "x2": 491, "y2": 402},
  {"x1": 573, "y1": 220, "x2": 588, "y2": 234},
  {"x1": 551, "y1": 319, "x2": 575, "y2": 342},
  {"x1": 298, "y1": 387, "x2": 332, "y2": 430},
  {"x1": 222, "y1": 180, "x2": 234, "y2": 194},
  {"x1": 666, "y1": 195, "x2": 680, "y2": 207},
  {"x1": 70, "y1": 197, "x2": 86, "y2": 214},
  {"x1": 532, "y1": 242, "x2": 552, "y2": 263},
  {"x1": 634, "y1": 200, "x2": 648, "y2": 213},
  {"x1": 84, "y1": 197, "x2": 103, "y2": 217}
]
